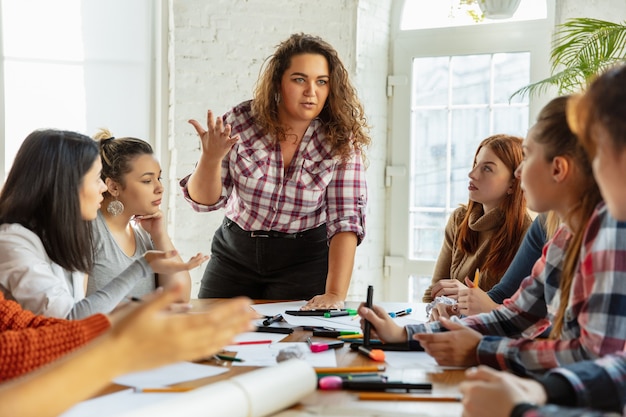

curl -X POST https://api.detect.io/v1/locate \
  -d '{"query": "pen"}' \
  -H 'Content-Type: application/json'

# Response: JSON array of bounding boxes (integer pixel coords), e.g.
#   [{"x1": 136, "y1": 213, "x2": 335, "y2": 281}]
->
[
  {"x1": 285, "y1": 309, "x2": 347, "y2": 316},
  {"x1": 357, "y1": 345, "x2": 385, "y2": 362},
  {"x1": 358, "y1": 392, "x2": 460, "y2": 402},
  {"x1": 262, "y1": 313, "x2": 284, "y2": 326},
  {"x1": 314, "y1": 365, "x2": 386, "y2": 374},
  {"x1": 307, "y1": 337, "x2": 344, "y2": 353},
  {"x1": 236, "y1": 339, "x2": 272, "y2": 345},
  {"x1": 340, "y1": 338, "x2": 382, "y2": 344},
  {"x1": 312, "y1": 330, "x2": 361, "y2": 337},
  {"x1": 318, "y1": 376, "x2": 432, "y2": 392},
  {"x1": 214, "y1": 354, "x2": 244, "y2": 362},
  {"x1": 389, "y1": 308, "x2": 412, "y2": 318},
  {"x1": 363, "y1": 285, "x2": 373, "y2": 346},
  {"x1": 134, "y1": 387, "x2": 194, "y2": 393},
  {"x1": 316, "y1": 372, "x2": 381, "y2": 378},
  {"x1": 323, "y1": 309, "x2": 357, "y2": 318},
  {"x1": 255, "y1": 326, "x2": 294, "y2": 334}
]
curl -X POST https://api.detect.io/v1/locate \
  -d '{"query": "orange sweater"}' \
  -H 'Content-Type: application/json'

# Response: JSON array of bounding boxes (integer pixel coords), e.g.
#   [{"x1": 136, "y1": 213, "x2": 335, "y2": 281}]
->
[{"x1": 0, "y1": 293, "x2": 110, "y2": 382}]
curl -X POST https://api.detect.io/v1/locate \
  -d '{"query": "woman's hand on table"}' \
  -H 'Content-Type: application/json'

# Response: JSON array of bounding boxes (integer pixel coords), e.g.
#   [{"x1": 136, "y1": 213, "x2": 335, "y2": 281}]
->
[
  {"x1": 460, "y1": 366, "x2": 547, "y2": 417},
  {"x1": 357, "y1": 303, "x2": 407, "y2": 343},
  {"x1": 415, "y1": 317, "x2": 481, "y2": 367},
  {"x1": 302, "y1": 293, "x2": 345, "y2": 310}
]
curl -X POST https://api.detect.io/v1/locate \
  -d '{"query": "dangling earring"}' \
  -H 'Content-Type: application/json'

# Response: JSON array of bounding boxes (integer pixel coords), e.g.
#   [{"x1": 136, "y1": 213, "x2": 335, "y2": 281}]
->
[
  {"x1": 107, "y1": 198, "x2": 124, "y2": 216},
  {"x1": 275, "y1": 93, "x2": 281, "y2": 104}
]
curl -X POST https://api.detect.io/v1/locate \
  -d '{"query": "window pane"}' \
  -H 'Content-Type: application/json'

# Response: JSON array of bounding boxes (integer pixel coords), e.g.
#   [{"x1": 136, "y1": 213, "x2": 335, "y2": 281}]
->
[
  {"x1": 493, "y1": 52, "x2": 531, "y2": 104},
  {"x1": 410, "y1": 211, "x2": 446, "y2": 260},
  {"x1": 411, "y1": 109, "x2": 447, "y2": 208},
  {"x1": 413, "y1": 57, "x2": 449, "y2": 106},
  {"x1": 451, "y1": 55, "x2": 490, "y2": 105},
  {"x1": 493, "y1": 107, "x2": 529, "y2": 137}
]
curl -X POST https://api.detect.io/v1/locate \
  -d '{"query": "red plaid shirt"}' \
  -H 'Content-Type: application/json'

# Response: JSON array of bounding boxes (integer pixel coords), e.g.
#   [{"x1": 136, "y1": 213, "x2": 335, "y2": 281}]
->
[{"x1": 180, "y1": 100, "x2": 367, "y2": 242}]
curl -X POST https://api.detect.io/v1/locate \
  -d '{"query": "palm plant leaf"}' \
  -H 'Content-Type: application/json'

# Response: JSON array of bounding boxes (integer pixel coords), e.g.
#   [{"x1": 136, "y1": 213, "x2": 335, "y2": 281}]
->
[{"x1": 511, "y1": 18, "x2": 626, "y2": 100}]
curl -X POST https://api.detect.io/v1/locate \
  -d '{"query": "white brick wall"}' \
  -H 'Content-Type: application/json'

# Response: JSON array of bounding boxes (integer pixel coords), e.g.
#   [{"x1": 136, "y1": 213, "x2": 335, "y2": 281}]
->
[{"x1": 168, "y1": 0, "x2": 391, "y2": 301}]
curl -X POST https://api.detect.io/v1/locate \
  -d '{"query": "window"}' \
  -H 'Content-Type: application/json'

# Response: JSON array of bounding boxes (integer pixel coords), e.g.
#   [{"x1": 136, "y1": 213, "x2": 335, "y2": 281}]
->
[
  {"x1": 385, "y1": 0, "x2": 554, "y2": 301},
  {"x1": 1, "y1": 0, "x2": 155, "y2": 179}
]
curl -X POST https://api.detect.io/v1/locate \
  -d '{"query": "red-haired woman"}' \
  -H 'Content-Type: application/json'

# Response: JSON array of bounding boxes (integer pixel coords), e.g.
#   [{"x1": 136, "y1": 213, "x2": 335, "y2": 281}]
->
[{"x1": 424, "y1": 134, "x2": 532, "y2": 303}]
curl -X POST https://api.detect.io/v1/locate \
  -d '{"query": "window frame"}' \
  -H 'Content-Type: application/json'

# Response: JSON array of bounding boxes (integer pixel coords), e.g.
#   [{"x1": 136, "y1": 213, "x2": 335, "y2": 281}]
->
[{"x1": 384, "y1": 0, "x2": 555, "y2": 301}]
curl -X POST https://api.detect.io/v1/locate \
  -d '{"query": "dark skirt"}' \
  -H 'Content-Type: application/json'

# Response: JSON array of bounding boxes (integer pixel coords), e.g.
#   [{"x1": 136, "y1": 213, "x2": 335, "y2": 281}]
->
[{"x1": 198, "y1": 217, "x2": 328, "y2": 300}]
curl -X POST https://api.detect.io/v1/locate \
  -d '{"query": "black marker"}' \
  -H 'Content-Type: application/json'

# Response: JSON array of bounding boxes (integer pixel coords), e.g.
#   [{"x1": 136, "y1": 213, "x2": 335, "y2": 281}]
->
[
  {"x1": 262, "y1": 313, "x2": 284, "y2": 326},
  {"x1": 363, "y1": 285, "x2": 373, "y2": 347},
  {"x1": 285, "y1": 309, "x2": 346, "y2": 316}
]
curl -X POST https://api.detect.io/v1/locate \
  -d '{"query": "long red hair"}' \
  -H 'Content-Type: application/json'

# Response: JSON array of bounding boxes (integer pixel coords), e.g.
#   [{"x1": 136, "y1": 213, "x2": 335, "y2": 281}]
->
[{"x1": 456, "y1": 134, "x2": 527, "y2": 281}]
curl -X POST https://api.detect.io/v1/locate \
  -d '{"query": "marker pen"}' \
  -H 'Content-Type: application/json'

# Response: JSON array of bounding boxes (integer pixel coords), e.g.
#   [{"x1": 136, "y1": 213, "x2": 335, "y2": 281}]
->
[
  {"x1": 323, "y1": 309, "x2": 357, "y2": 318},
  {"x1": 318, "y1": 376, "x2": 432, "y2": 391},
  {"x1": 312, "y1": 330, "x2": 361, "y2": 337},
  {"x1": 363, "y1": 285, "x2": 373, "y2": 346},
  {"x1": 357, "y1": 345, "x2": 385, "y2": 362},
  {"x1": 307, "y1": 337, "x2": 344, "y2": 353},
  {"x1": 262, "y1": 313, "x2": 284, "y2": 326},
  {"x1": 389, "y1": 308, "x2": 412, "y2": 318}
]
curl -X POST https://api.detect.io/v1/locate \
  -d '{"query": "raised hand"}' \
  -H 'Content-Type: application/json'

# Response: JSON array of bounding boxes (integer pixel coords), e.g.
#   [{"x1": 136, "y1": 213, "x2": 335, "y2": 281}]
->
[{"x1": 188, "y1": 110, "x2": 239, "y2": 163}]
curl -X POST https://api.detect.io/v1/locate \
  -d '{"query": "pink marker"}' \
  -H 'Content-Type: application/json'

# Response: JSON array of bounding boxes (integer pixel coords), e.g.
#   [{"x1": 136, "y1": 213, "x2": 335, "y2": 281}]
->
[{"x1": 307, "y1": 337, "x2": 344, "y2": 353}]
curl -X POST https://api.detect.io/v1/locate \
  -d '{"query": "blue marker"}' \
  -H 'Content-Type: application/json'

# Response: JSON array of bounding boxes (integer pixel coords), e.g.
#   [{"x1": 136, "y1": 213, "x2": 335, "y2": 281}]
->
[{"x1": 389, "y1": 308, "x2": 412, "y2": 318}]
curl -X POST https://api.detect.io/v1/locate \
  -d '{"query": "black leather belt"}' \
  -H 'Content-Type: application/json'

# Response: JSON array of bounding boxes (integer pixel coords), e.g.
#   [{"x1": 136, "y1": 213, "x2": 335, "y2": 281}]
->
[{"x1": 249, "y1": 230, "x2": 300, "y2": 239}]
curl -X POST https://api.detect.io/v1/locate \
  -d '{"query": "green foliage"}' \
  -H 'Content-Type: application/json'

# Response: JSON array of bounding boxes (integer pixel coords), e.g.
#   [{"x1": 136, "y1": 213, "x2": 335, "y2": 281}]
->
[{"x1": 511, "y1": 18, "x2": 626, "y2": 100}]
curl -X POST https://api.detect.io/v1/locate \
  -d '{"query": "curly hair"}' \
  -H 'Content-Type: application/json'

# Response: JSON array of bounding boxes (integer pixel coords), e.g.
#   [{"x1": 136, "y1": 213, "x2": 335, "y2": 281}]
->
[{"x1": 251, "y1": 33, "x2": 370, "y2": 163}]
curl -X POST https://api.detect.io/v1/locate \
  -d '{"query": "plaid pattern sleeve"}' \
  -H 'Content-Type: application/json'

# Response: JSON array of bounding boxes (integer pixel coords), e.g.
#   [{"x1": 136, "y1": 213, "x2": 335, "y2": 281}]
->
[
  {"x1": 476, "y1": 203, "x2": 626, "y2": 375},
  {"x1": 324, "y1": 148, "x2": 367, "y2": 242},
  {"x1": 547, "y1": 352, "x2": 626, "y2": 412},
  {"x1": 179, "y1": 100, "x2": 367, "y2": 238},
  {"x1": 406, "y1": 203, "x2": 626, "y2": 376},
  {"x1": 522, "y1": 405, "x2": 619, "y2": 417}
]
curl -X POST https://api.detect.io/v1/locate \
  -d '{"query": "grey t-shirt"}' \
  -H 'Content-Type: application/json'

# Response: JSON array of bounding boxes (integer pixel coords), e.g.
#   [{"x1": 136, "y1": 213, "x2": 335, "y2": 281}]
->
[{"x1": 87, "y1": 210, "x2": 156, "y2": 299}]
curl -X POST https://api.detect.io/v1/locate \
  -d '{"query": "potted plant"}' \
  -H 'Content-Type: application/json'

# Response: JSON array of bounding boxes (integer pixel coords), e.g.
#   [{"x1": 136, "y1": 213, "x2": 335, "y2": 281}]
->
[
  {"x1": 512, "y1": 17, "x2": 626, "y2": 99},
  {"x1": 460, "y1": 0, "x2": 521, "y2": 20}
]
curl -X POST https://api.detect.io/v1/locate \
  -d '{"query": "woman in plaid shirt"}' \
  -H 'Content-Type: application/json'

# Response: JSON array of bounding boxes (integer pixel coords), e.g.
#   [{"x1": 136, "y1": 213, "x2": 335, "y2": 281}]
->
[
  {"x1": 456, "y1": 65, "x2": 626, "y2": 417},
  {"x1": 181, "y1": 33, "x2": 370, "y2": 309},
  {"x1": 359, "y1": 94, "x2": 626, "y2": 377}
]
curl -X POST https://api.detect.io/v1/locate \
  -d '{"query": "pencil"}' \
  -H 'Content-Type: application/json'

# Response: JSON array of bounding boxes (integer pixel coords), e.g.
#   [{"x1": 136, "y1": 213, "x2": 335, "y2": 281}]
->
[
  {"x1": 135, "y1": 387, "x2": 195, "y2": 393},
  {"x1": 358, "y1": 392, "x2": 461, "y2": 402},
  {"x1": 314, "y1": 365, "x2": 386, "y2": 374},
  {"x1": 235, "y1": 339, "x2": 272, "y2": 345},
  {"x1": 473, "y1": 268, "x2": 480, "y2": 288}
]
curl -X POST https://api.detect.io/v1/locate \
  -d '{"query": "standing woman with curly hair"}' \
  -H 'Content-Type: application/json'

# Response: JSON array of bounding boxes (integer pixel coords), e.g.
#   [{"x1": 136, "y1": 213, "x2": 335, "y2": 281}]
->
[{"x1": 181, "y1": 33, "x2": 370, "y2": 309}]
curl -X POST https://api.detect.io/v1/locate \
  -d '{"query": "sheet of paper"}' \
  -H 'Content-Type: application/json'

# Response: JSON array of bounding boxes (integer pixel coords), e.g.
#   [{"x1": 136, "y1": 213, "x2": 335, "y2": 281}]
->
[
  {"x1": 113, "y1": 361, "x2": 227, "y2": 388},
  {"x1": 59, "y1": 389, "x2": 175, "y2": 417},
  {"x1": 251, "y1": 301, "x2": 306, "y2": 316},
  {"x1": 232, "y1": 331, "x2": 289, "y2": 344},
  {"x1": 383, "y1": 351, "x2": 466, "y2": 371},
  {"x1": 223, "y1": 342, "x2": 337, "y2": 367}
]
